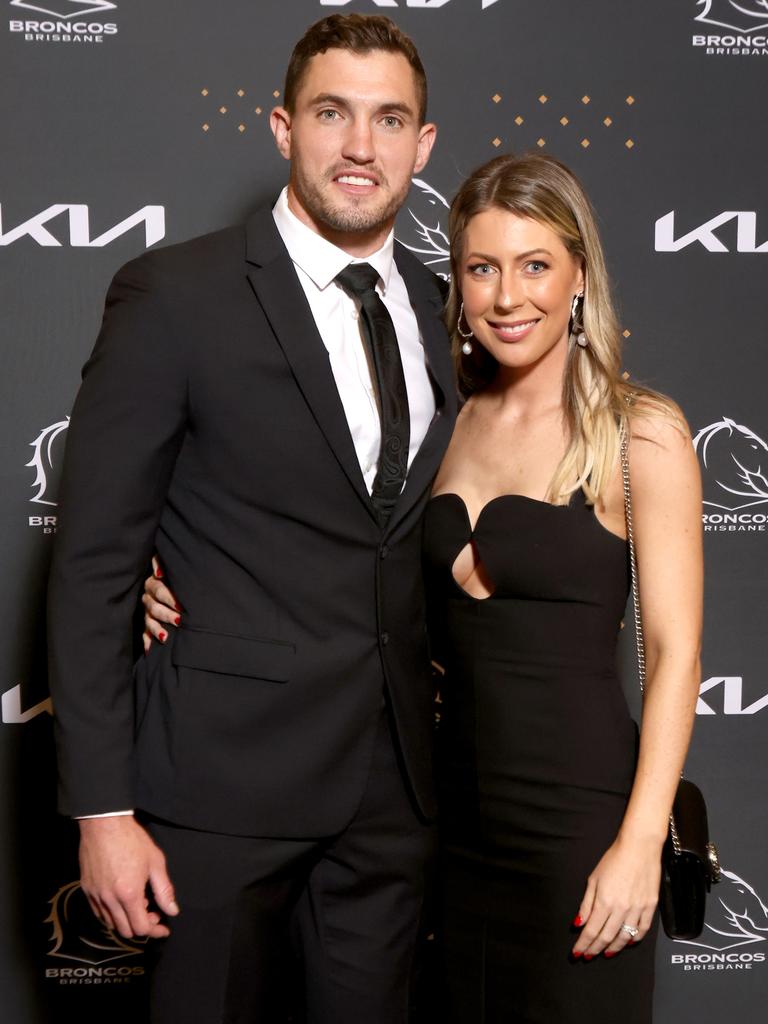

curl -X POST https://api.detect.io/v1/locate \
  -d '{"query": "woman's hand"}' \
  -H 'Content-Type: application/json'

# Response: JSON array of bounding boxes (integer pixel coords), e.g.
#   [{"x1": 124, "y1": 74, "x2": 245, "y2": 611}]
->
[
  {"x1": 141, "y1": 556, "x2": 181, "y2": 652},
  {"x1": 571, "y1": 833, "x2": 662, "y2": 959}
]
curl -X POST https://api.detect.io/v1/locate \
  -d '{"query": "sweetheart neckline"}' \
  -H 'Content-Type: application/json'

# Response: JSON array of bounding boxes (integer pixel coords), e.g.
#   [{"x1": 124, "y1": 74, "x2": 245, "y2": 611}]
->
[{"x1": 428, "y1": 491, "x2": 627, "y2": 547}]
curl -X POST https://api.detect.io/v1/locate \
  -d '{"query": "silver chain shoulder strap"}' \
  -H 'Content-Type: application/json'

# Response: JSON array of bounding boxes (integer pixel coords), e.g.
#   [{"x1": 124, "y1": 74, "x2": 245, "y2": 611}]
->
[
  {"x1": 619, "y1": 421, "x2": 646, "y2": 695},
  {"x1": 620, "y1": 417, "x2": 682, "y2": 854}
]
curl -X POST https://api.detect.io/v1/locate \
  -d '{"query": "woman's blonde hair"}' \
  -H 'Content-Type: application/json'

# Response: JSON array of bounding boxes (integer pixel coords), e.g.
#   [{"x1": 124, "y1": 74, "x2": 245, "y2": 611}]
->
[{"x1": 446, "y1": 152, "x2": 679, "y2": 506}]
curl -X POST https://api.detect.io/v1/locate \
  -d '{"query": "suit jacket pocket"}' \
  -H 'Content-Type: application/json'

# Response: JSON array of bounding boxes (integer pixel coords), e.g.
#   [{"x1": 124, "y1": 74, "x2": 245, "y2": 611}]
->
[{"x1": 171, "y1": 627, "x2": 294, "y2": 682}]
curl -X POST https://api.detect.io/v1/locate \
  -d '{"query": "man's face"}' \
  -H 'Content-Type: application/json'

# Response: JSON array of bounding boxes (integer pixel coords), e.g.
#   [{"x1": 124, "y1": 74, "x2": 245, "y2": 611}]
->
[{"x1": 271, "y1": 48, "x2": 436, "y2": 254}]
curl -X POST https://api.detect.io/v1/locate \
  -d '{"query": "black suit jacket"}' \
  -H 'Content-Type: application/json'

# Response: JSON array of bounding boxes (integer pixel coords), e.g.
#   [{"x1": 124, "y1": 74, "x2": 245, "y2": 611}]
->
[{"x1": 47, "y1": 207, "x2": 457, "y2": 837}]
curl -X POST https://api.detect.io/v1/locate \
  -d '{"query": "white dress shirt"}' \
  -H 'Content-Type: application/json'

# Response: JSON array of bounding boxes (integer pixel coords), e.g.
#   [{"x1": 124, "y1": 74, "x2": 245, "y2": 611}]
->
[
  {"x1": 82, "y1": 190, "x2": 437, "y2": 819},
  {"x1": 272, "y1": 186, "x2": 436, "y2": 493}
]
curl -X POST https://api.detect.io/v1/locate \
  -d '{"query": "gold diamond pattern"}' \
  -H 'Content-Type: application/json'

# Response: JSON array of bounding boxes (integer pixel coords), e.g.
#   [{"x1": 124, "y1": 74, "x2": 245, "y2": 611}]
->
[
  {"x1": 537, "y1": 137, "x2": 546, "y2": 147},
  {"x1": 492, "y1": 136, "x2": 502, "y2": 147},
  {"x1": 625, "y1": 139, "x2": 635, "y2": 149},
  {"x1": 560, "y1": 116, "x2": 569, "y2": 126},
  {"x1": 237, "y1": 89, "x2": 245, "y2": 98},
  {"x1": 539, "y1": 94, "x2": 548, "y2": 104},
  {"x1": 219, "y1": 106, "x2": 227, "y2": 114},
  {"x1": 515, "y1": 115, "x2": 524, "y2": 125},
  {"x1": 238, "y1": 124, "x2": 246, "y2": 133},
  {"x1": 201, "y1": 88, "x2": 209, "y2": 97},
  {"x1": 202, "y1": 123, "x2": 210, "y2": 132},
  {"x1": 626, "y1": 95, "x2": 635, "y2": 105},
  {"x1": 255, "y1": 106, "x2": 262, "y2": 115},
  {"x1": 581, "y1": 94, "x2": 590, "y2": 104},
  {"x1": 603, "y1": 117, "x2": 613, "y2": 127},
  {"x1": 623, "y1": 330, "x2": 631, "y2": 338},
  {"x1": 273, "y1": 89, "x2": 280, "y2": 98},
  {"x1": 492, "y1": 93, "x2": 502, "y2": 104},
  {"x1": 581, "y1": 138, "x2": 590, "y2": 148}
]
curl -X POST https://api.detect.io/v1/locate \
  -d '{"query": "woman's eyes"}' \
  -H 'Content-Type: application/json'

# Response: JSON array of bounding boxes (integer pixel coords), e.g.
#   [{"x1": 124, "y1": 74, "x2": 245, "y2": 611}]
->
[{"x1": 467, "y1": 261, "x2": 549, "y2": 277}]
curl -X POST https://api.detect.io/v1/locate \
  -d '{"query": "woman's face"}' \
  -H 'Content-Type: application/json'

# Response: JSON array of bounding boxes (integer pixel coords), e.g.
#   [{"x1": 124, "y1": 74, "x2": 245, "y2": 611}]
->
[{"x1": 460, "y1": 208, "x2": 584, "y2": 374}]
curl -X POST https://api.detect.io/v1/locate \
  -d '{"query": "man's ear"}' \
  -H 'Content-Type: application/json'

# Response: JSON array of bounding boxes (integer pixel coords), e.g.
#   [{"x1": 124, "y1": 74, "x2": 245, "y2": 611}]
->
[
  {"x1": 270, "y1": 107, "x2": 292, "y2": 161},
  {"x1": 413, "y1": 123, "x2": 437, "y2": 176}
]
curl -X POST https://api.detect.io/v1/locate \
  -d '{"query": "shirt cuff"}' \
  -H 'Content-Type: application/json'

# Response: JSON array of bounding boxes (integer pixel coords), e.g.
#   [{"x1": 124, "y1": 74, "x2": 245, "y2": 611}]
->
[{"x1": 75, "y1": 810, "x2": 135, "y2": 819}]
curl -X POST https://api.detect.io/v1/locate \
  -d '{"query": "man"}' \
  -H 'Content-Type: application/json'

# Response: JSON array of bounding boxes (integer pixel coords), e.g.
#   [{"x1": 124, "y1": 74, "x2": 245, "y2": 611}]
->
[{"x1": 48, "y1": 14, "x2": 456, "y2": 1024}]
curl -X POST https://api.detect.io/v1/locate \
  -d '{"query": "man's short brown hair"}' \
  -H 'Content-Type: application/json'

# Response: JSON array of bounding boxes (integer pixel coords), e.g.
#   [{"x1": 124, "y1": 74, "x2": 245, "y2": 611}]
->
[{"x1": 283, "y1": 14, "x2": 428, "y2": 124}]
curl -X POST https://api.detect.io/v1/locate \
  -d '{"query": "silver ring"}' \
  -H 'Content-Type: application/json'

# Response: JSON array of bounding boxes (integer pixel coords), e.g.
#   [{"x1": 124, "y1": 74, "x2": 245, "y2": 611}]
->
[{"x1": 621, "y1": 924, "x2": 639, "y2": 938}]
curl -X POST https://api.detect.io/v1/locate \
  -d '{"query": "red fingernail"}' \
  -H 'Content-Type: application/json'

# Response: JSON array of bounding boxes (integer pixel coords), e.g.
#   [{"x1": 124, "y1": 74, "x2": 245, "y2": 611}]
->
[
  {"x1": 155, "y1": 567, "x2": 163, "y2": 578},
  {"x1": 174, "y1": 603, "x2": 182, "y2": 613},
  {"x1": 583, "y1": 954, "x2": 594, "y2": 961},
  {"x1": 572, "y1": 951, "x2": 583, "y2": 959},
  {"x1": 628, "y1": 939, "x2": 635, "y2": 946},
  {"x1": 159, "y1": 632, "x2": 167, "y2": 643},
  {"x1": 174, "y1": 616, "x2": 181, "y2": 626},
  {"x1": 604, "y1": 951, "x2": 616, "y2": 959},
  {"x1": 573, "y1": 915, "x2": 583, "y2": 927}
]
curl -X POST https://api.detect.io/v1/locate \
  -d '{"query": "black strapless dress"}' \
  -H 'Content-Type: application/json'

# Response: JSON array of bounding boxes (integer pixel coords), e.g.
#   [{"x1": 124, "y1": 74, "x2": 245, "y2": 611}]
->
[{"x1": 423, "y1": 489, "x2": 656, "y2": 1024}]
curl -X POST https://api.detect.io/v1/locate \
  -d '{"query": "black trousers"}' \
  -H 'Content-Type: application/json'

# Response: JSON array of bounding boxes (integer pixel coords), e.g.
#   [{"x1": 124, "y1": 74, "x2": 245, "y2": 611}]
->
[{"x1": 145, "y1": 709, "x2": 435, "y2": 1024}]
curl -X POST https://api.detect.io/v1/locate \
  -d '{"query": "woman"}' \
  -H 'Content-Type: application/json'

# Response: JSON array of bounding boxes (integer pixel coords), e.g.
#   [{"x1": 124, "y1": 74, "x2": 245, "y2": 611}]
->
[
  {"x1": 143, "y1": 153, "x2": 702, "y2": 1022},
  {"x1": 423, "y1": 153, "x2": 702, "y2": 1022}
]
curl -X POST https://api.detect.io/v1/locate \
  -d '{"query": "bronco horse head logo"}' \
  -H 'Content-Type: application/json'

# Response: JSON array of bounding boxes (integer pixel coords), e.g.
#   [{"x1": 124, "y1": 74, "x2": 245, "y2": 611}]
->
[
  {"x1": 693, "y1": 417, "x2": 768, "y2": 511},
  {"x1": 695, "y1": 0, "x2": 768, "y2": 33},
  {"x1": 676, "y1": 868, "x2": 768, "y2": 951},
  {"x1": 396, "y1": 178, "x2": 450, "y2": 274},
  {"x1": 45, "y1": 880, "x2": 145, "y2": 965},
  {"x1": 26, "y1": 417, "x2": 69, "y2": 506}
]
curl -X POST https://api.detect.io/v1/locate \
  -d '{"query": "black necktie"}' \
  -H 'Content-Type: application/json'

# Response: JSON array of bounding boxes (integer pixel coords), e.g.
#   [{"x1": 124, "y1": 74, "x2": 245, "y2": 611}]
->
[{"x1": 335, "y1": 263, "x2": 411, "y2": 525}]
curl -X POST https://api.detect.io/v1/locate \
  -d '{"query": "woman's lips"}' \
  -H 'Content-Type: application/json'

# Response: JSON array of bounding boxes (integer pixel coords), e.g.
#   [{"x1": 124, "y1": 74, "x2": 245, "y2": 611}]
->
[{"x1": 487, "y1": 318, "x2": 540, "y2": 343}]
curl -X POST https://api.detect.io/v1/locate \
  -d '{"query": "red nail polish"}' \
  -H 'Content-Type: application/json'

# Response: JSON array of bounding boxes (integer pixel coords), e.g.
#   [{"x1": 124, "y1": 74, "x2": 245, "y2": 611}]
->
[
  {"x1": 174, "y1": 603, "x2": 182, "y2": 613},
  {"x1": 604, "y1": 951, "x2": 616, "y2": 959},
  {"x1": 174, "y1": 616, "x2": 181, "y2": 626},
  {"x1": 628, "y1": 939, "x2": 635, "y2": 946},
  {"x1": 159, "y1": 631, "x2": 167, "y2": 643},
  {"x1": 572, "y1": 951, "x2": 583, "y2": 959},
  {"x1": 155, "y1": 567, "x2": 163, "y2": 578},
  {"x1": 583, "y1": 954, "x2": 594, "y2": 961},
  {"x1": 573, "y1": 915, "x2": 583, "y2": 927}
]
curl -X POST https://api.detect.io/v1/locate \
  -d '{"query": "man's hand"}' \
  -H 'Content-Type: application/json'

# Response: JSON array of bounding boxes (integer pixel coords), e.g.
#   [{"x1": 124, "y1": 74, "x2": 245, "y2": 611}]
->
[
  {"x1": 142, "y1": 556, "x2": 182, "y2": 653},
  {"x1": 79, "y1": 815, "x2": 179, "y2": 939}
]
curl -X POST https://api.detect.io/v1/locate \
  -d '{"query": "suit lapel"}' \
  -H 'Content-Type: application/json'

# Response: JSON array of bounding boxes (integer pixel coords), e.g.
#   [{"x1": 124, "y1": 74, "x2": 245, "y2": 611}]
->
[
  {"x1": 386, "y1": 246, "x2": 457, "y2": 535},
  {"x1": 244, "y1": 209, "x2": 376, "y2": 521}
]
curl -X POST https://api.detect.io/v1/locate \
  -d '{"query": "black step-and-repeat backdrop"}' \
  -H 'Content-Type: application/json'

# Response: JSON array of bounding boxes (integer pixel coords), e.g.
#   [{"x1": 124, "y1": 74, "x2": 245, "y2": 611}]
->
[{"x1": 1, "y1": 2, "x2": 766, "y2": 1021}]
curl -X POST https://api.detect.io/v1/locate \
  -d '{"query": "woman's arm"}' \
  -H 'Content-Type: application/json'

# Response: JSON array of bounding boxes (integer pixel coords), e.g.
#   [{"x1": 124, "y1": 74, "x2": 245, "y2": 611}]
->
[{"x1": 572, "y1": 407, "x2": 703, "y2": 959}]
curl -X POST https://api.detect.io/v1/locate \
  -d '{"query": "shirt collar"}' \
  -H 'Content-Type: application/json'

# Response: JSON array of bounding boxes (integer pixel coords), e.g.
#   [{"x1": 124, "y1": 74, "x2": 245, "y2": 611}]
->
[{"x1": 272, "y1": 186, "x2": 395, "y2": 294}]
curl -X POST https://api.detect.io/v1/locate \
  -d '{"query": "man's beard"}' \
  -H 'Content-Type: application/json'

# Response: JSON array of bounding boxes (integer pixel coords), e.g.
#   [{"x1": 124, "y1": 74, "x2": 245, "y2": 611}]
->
[{"x1": 295, "y1": 166, "x2": 412, "y2": 236}]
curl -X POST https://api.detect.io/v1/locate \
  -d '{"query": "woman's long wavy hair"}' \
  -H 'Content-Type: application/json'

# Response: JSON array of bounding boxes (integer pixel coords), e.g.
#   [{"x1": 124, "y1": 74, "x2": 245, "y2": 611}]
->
[{"x1": 446, "y1": 152, "x2": 678, "y2": 507}]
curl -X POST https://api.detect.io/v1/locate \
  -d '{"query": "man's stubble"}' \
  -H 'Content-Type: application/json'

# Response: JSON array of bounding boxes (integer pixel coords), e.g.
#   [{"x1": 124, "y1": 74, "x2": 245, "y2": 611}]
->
[{"x1": 293, "y1": 164, "x2": 413, "y2": 238}]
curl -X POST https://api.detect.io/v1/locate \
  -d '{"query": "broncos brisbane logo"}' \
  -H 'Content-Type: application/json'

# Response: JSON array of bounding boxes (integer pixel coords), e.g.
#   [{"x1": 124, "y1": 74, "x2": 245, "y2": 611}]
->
[
  {"x1": 46, "y1": 880, "x2": 145, "y2": 966},
  {"x1": 26, "y1": 417, "x2": 69, "y2": 506},
  {"x1": 695, "y1": 0, "x2": 768, "y2": 33},
  {"x1": 693, "y1": 417, "x2": 768, "y2": 511},
  {"x1": 395, "y1": 178, "x2": 450, "y2": 273},
  {"x1": 676, "y1": 868, "x2": 768, "y2": 951}
]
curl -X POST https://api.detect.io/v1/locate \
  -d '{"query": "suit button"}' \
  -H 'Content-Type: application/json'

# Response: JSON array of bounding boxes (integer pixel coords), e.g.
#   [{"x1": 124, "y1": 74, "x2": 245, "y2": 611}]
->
[
  {"x1": 380, "y1": 544, "x2": 389, "y2": 559},
  {"x1": 380, "y1": 631, "x2": 389, "y2": 646}
]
